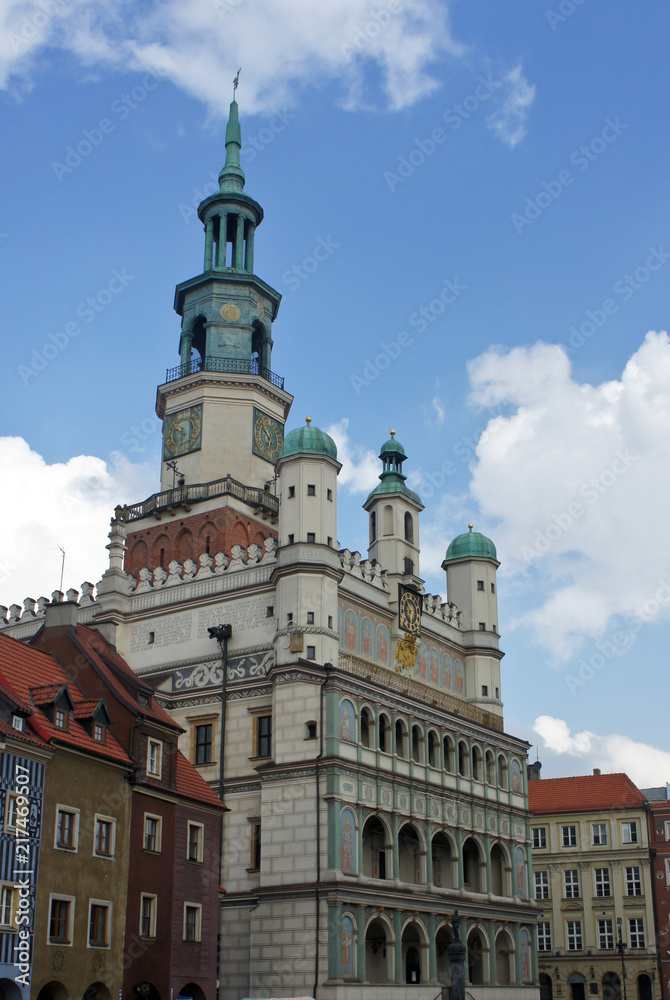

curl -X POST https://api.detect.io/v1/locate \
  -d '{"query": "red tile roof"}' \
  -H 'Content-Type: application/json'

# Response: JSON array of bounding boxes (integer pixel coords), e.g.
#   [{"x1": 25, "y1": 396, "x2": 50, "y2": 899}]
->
[
  {"x1": 73, "y1": 699, "x2": 105, "y2": 720},
  {"x1": 0, "y1": 633, "x2": 131, "y2": 765},
  {"x1": 529, "y1": 773, "x2": 645, "y2": 814},
  {"x1": 175, "y1": 750, "x2": 227, "y2": 810},
  {"x1": 30, "y1": 682, "x2": 68, "y2": 706}
]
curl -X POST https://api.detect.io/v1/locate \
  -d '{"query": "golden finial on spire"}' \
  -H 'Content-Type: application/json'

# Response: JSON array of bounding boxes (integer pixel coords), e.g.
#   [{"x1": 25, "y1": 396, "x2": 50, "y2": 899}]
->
[
  {"x1": 390, "y1": 429, "x2": 396, "y2": 437},
  {"x1": 305, "y1": 416, "x2": 312, "y2": 425},
  {"x1": 468, "y1": 523, "x2": 474, "y2": 531}
]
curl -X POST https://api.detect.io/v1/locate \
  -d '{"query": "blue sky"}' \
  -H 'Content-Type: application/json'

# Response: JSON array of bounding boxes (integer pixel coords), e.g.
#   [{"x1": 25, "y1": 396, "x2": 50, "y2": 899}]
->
[{"x1": 2, "y1": 0, "x2": 670, "y2": 783}]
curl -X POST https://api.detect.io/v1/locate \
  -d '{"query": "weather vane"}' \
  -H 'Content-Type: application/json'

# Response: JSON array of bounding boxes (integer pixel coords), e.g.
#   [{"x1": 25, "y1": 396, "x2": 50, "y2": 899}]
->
[{"x1": 233, "y1": 68, "x2": 241, "y2": 99}]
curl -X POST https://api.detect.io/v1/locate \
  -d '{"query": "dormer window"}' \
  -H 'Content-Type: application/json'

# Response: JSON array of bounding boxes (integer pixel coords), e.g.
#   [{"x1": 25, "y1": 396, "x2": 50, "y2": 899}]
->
[
  {"x1": 55, "y1": 709, "x2": 67, "y2": 730},
  {"x1": 94, "y1": 723, "x2": 105, "y2": 743},
  {"x1": 12, "y1": 716, "x2": 23, "y2": 732},
  {"x1": 138, "y1": 693, "x2": 150, "y2": 707}
]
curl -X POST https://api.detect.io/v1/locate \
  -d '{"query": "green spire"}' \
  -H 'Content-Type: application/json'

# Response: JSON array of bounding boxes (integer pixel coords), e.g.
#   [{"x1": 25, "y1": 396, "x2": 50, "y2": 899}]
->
[
  {"x1": 365, "y1": 430, "x2": 423, "y2": 506},
  {"x1": 218, "y1": 100, "x2": 246, "y2": 193}
]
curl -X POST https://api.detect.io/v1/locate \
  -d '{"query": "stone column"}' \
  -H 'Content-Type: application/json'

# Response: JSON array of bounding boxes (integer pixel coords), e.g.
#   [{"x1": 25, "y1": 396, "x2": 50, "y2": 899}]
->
[
  {"x1": 327, "y1": 800, "x2": 337, "y2": 869},
  {"x1": 484, "y1": 833, "x2": 492, "y2": 893},
  {"x1": 330, "y1": 904, "x2": 342, "y2": 979},
  {"x1": 245, "y1": 223, "x2": 255, "y2": 273},
  {"x1": 513, "y1": 923, "x2": 522, "y2": 983},
  {"x1": 394, "y1": 910, "x2": 403, "y2": 983},
  {"x1": 204, "y1": 217, "x2": 214, "y2": 271},
  {"x1": 392, "y1": 813, "x2": 400, "y2": 880},
  {"x1": 235, "y1": 213, "x2": 245, "y2": 269},
  {"x1": 456, "y1": 828, "x2": 464, "y2": 888},
  {"x1": 356, "y1": 907, "x2": 366, "y2": 981},
  {"x1": 217, "y1": 212, "x2": 227, "y2": 269},
  {"x1": 487, "y1": 920, "x2": 497, "y2": 983},
  {"x1": 448, "y1": 911, "x2": 467, "y2": 1000},
  {"x1": 427, "y1": 913, "x2": 437, "y2": 982},
  {"x1": 180, "y1": 329, "x2": 193, "y2": 368},
  {"x1": 426, "y1": 825, "x2": 434, "y2": 886},
  {"x1": 356, "y1": 805, "x2": 363, "y2": 875}
]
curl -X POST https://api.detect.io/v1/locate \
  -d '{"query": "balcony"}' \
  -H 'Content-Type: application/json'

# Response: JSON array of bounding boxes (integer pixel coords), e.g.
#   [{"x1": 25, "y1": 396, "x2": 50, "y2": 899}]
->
[
  {"x1": 165, "y1": 356, "x2": 285, "y2": 390},
  {"x1": 121, "y1": 475, "x2": 279, "y2": 521}
]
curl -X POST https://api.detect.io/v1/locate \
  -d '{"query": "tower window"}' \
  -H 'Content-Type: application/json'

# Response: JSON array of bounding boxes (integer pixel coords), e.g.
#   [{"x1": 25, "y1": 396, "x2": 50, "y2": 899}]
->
[
  {"x1": 404, "y1": 557, "x2": 414, "y2": 576},
  {"x1": 288, "y1": 486, "x2": 295, "y2": 498},
  {"x1": 495, "y1": 687, "x2": 499, "y2": 699},
  {"x1": 491, "y1": 582, "x2": 495, "y2": 593},
  {"x1": 327, "y1": 489, "x2": 333, "y2": 501},
  {"x1": 287, "y1": 613, "x2": 294, "y2": 624},
  {"x1": 307, "y1": 532, "x2": 316, "y2": 543},
  {"x1": 288, "y1": 534, "x2": 294, "y2": 545},
  {"x1": 307, "y1": 484, "x2": 316, "y2": 496},
  {"x1": 266, "y1": 606, "x2": 274, "y2": 617},
  {"x1": 370, "y1": 511, "x2": 376, "y2": 543},
  {"x1": 160, "y1": 548, "x2": 165, "y2": 568},
  {"x1": 205, "y1": 536, "x2": 211, "y2": 555},
  {"x1": 482, "y1": 685, "x2": 488, "y2": 696},
  {"x1": 479, "y1": 622, "x2": 486, "y2": 631},
  {"x1": 306, "y1": 646, "x2": 316, "y2": 660},
  {"x1": 404, "y1": 511, "x2": 414, "y2": 543},
  {"x1": 477, "y1": 580, "x2": 484, "y2": 591},
  {"x1": 307, "y1": 612, "x2": 314, "y2": 624},
  {"x1": 306, "y1": 722, "x2": 317, "y2": 740},
  {"x1": 328, "y1": 616, "x2": 333, "y2": 629},
  {"x1": 327, "y1": 536, "x2": 332, "y2": 547}
]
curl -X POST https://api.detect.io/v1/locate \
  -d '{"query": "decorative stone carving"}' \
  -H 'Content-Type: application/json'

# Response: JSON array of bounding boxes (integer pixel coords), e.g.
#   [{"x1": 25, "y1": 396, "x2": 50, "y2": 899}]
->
[
  {"x1": 213, "y1": 552, "x2": 228, "y2": 574},
  {"x1": 260, "y1": 537, "x2": 277, "y2": 563},
  {"x1": 51, "y1": 590, "x2": 63, "y2": 604},
  {"x1": 135, "y1": 568, "x2": 153, "y2": 593},
  {"x1": 182, "y1": 559, "x2": 197, "y2": 581},
  {"x1": 36, "y1": 597, "x2": 49, "y2": 615},
  {"x1": 246, "y1": 543, "x2": 262, "y2": 566},
  {"x1": 22, "y1": 598, "x2": 36, "y2": 619},
  {"x1": 8, "y1": 605, "x2": 21, "y2": 623},
  {"x1": 228, "y1": 545, "x2": 246, "y2": 571},
  {"x1": 153, "y1": 566, "x2": 167, "y2": 587},
  {"x1": 0, "y1": 608, "x2": 7, "y2": 625},
  {"x1": 66, "y1": 588, "x2": 79, "y2": 603},
  {"x1": 166, "y1": 560, "x2": 183, "y2": 586},
  {"x1": 195, "y1": 554, "x2": 214, "y2": 579},
  {"x1": 79, "y1": 582, "x2": 95, "y2": 606}
]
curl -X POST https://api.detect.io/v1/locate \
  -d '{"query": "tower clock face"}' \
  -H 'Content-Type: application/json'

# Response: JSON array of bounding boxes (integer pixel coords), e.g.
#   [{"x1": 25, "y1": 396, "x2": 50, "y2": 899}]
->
[
  {"x1": 252, "y1": 408, "x2": 284, "y2": 463},
  {"x1": 399, "y1": 585, "x2": 422, "y2": 634},
  {"x1": 163, "y1": 405, "x2": 202, "y2": 459}
]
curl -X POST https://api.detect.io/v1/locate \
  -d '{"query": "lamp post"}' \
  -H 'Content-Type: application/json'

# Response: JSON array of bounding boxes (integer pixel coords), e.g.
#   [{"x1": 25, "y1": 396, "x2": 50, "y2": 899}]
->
[{"x1": 617, "y1": 917, "x2": 628, "y2": 1000}]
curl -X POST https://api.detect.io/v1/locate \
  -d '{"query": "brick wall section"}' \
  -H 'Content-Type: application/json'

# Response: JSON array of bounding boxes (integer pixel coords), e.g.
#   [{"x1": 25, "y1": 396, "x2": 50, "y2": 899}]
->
[{"x1": 124, "y1": 507, "x2": 277, "y2": 577}]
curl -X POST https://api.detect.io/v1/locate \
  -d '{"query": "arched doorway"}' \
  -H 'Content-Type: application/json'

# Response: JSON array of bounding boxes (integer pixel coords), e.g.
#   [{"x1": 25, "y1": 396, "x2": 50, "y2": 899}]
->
[
  {"x1": 82, "y1": 986, "x2": 111, "y2": 1000},
  {"x1": 432, "y1": 831, "x2": 455, "y2": 888},
  {"x1": 637, "y1": 975, "x2": 652, "y2": 1000},
  {"x1": 398, "y1": 823, "x2": 422, "y2": 883},
  {"x1": 177, "y1": 985, "x2": 206, "y2": 1000},
  {"x1": 362, "y1": 815, "x2": 389, "y2": 878},
  {"x1": 467, "y1": 928, "x2": 487, "y2": 985},
  {"x1": 0, "y1": 980, "x2": 23, "y2": 1000},
  {"x1": 36, "y1": 985, "x2": 69, "y2": 1000},
  {"x1": 365, "y1": 917, "x2": 392, "y2": 984},
  {"x1": 402, "y1": 922, "x2": 426, "y2": 984},
  {"x1": 495, "y1": 929, "x2": 514, "y2": 985},
  {"x1": 491, "y1": 842, "x2": 507, "y2": 895},
  {"x1": 462, "y1": 836, "x2": 483, "y2": 891},
  {"x1": 436, "y1": 924, "x2": 453, "y2": 984},
  {"x1": 569, "y1": 972, "x2": 587, "y2": 1000},
  {"x1": 603, "y1": 972, "x2": 622, "y2": 1000},
  {"x1": 540, "y1": 973, "x2": 554, "y2": 1000},
  {"x1": 132, "y1": 984, "x2": 160, "y2": 1000}
]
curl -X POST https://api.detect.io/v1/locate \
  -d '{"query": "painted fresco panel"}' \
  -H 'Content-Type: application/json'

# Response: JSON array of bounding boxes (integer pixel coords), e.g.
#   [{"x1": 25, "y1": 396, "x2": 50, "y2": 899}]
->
[{"x1": 340, "y1": 808, "x2": 356, "y2": 872}]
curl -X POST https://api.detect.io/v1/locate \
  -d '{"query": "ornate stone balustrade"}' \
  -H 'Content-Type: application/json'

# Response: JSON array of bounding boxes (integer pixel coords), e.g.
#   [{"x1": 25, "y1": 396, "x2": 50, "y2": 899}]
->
[
  {"x1": 130, "y1": 537, "x2": 277, "y2": 594},
  {"x1": 0, "y1": 582, "x2": 96, "y2": 629}
]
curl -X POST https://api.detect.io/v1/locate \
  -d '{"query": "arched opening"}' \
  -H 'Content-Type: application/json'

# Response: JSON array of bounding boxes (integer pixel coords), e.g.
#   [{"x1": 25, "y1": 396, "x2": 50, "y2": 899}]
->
[
  {"x1": 495, "y1": 930, "x2": 514, "y2": 985},
  {"x1": 471, "y1": 745, "x2": 483, "y2": 781},
  {"x1": 395, "y1": 719, "x2": 408, "y2": 758},
  {"x1": 486, "y1": 749, "x2": 496, "y2": 784},
  {"x1": 402, "y1": 923, "x2": 426, "y2": 985},
  {"x1": 570, "y1": 973, "x2": 587, "y2": 1000},
  {"x1": 603, "y1": 973, "x2": 621, "y2": 1000},
  {"x1": 404, "y1": 512, "x2": 414, "y2": 543},
  {"x1": 383, "y1": 504, "x2": 393, "y2": 536},
  {"x1": 540, "y1": 973, "x2": 554, "y2": 1000},
  {"x1": 152, "y1": 533, "x2": 170, "y2": 569},
  {"x1": 436, "y1": 925, "x2": 454, "y2": 984},
  {"x1": 129, "y1": 539, "x2": 149, "y2": 572},
  {"x1": 365, "y1": 918, "x2": 391, "y2": 984},
  {"x1": 362, "y1": 816, "x2": 388, "y2": 879},
  {"x1": 230, "y1": 519, "x2": 249, "y2": 549},
  {"x1": 198, "y1": 522, "x2": 218, "y2": 557},
  {"x1": 131, "y1": 985, "x2": 160, "y2": 1000},
  {"x1": 637, "y1": 975, "x2": 652, "y2": 1000},
  {"x1": 443, "y1": 735, "x2": 455, "y2": 772},
  {"x1": 462, "y1": 837, "x2": 482, "y2": 892},
  {"x1": 497, "y1": 754, "x2": 508, "y2": 789},
  {"x1": 490, "y1": 843, "x2": 507, "y2": 896},
  {"x1": 176, "y1": 527, "x2": 194, "y2": 564},
  {"x1": 427, "y1": 730, "x2": 439, "y2": 768},
  {"x1": 189, "y1": 315, "x2": 207, "y2": 364},
  {"x1": 411, "y1": 725, "x2": 422, "y2": 762},
  {"x1": 360, "y1": 707, "x2": 373, "y2": 748},
  {"x1": 36, "y1": 985, "x2": 69, "y2": 1000},
  {"x1": 398, "y1": 823, "x2": 422, "y2": 883},
  {"x1": 0, "y1": 980, "x2": 24, "y2": 1000},
  {"x1": 432, "y1": 832, "x2": 455, "y2": 888},
  {"x1": 370, "y1": 511, "x2": 376, "y2": 543},
  {"x1": 458, "y1": 740, "x2": 469, "y2": 777},
  {"x1": 467, "y1": 928, "x2": 486, "y2": 985},
  {"x1": 378, "y1": 713, "x2": 390, "y2": 753},
  {"x1": 83, "y1": 986, "x2": 112, "y2": 1000},
  {"x1": 177, "y1": 984, "x2": 206, "y2": 1000}
]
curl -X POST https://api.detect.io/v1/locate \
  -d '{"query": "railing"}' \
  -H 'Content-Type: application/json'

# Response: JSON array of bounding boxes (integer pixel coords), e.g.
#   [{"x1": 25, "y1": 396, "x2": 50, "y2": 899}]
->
[
  {"x1": 165, "y1": 356, "x2": 285, "y2": 390},
  {"x1": 122, "y1": 475, "x2": 279, "y2": 521}
]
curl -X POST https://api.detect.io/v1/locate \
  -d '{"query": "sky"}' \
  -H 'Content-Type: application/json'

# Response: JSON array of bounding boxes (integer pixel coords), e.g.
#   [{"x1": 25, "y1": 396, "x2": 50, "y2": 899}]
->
[{"x1": 1, "y1": 0, "x2": 670, "y2": 786}]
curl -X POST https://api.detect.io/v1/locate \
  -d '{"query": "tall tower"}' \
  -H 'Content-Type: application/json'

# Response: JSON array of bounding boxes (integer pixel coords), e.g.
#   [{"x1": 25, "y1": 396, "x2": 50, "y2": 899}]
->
[
  {"x1": 156, "y1": 99, "x2": 293, "y2": 492},
  {"x1": 363, "y1": 431, "x2": 424, "y2": 593}
]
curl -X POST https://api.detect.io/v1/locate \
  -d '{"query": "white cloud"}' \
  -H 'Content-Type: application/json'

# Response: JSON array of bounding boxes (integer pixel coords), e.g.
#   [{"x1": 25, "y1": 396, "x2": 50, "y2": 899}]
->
[
  {"x1": 0, "y1": 0, "x2": 462, "y2": 114},
  {"x1": 485, "y1": 64, "x2": 535, "y2": 148},
  {"x1": 464, "y1": 331, "x2": 670, "y2": 657},
  {"x1": 534, "y1": 715, "x2": 670, "y2": 787},
  {"x1": 0, "y1": 437, "x2": 155, "y2": 610},
  {"x1": 327, "y1": 418, "x2": 380, "y2": 494}
]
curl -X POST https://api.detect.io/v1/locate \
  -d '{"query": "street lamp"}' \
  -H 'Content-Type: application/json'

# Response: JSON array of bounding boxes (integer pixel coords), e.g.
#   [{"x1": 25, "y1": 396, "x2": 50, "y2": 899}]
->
[{"x1": 616, "y1": 917, "x2": 628, "y2": 1000}]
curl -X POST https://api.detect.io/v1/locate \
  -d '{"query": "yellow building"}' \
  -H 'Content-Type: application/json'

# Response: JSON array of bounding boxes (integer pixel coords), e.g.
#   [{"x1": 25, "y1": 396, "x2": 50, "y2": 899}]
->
[{"x1": 529, "y1": 771, "x2": 657, "y2": 1000}]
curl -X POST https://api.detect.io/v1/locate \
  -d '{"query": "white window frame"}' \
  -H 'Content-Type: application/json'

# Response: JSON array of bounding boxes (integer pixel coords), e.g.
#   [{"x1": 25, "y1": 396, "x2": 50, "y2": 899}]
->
[
  {"x1": 628, "y1": 918, "x2": 645, "y2": 949},
  {"x1": 562, "y1": 824, "x2": 578, "y2": 847},
  {"x1": 664, "y1": 820, "x2": 670, "y2": 841},
  {"x1": 625, "y1": 865, "x2": 642, "y2": 896},
  {"x1": 186, "y1": 821, "x2": 204, "y2": 864},
  {"x1": 665, "y1": 858, "x2": 670, "y2": 887},
  {"x1": 621, "y1": 821, "x2": 638, "y2": 845},
  {"x1": 139, "y1": 893, "x2": 157, "y2": 939},
  {"x1": 54, "y1": 805, "x2": 80, "y2": 852},
  {"x1": 93, "y1": 814, "x2": 116, "y2": 859},
  {"x1": 564, "y1": 868, "x2": 580, "y2": 899},
  {"x1": 594, "y1": 867, "x2": 611, "y2": 897},
  {"x1": 87, "y1": 898, "x2": 112, "y2": 949},
  {"x1": 598, "y1": 918, "x2": 614, "y2": 950},
  {"x1": 183, "y1": 902, "x2": 202, "y2": 943},
  {"x1": 535, "y1": 870, "x2": 550, "y2": 900},
  {"x1": 147, "y1": 738, "x2": 163, "y2": 777},
  {"x1": 47, "y1": 893, "x2": 75, "y2": 946},
  {"x1": 4, "y1": 793, "x2": 18, "y2": 833},
  {"x1": 592, "y1": 822, "x2": 608, "y2": 846},
  {"x1": 143, "y1": 813, "x2": 163, "y2": 854},
  {"x1": 537, "y1": 921, "x2": 552, "y2": 952},
  {"x1": 0, "y1": 883, "x2": 18, "y2": 930},
  {"x1": 566, "y1": 919, "x2": 583, "y2": 951}
]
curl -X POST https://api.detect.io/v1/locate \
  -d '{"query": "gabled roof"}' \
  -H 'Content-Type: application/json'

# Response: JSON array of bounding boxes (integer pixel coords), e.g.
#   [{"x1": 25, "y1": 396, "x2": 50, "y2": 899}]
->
[
  {"x1": 0, "y1": 633, "x2": 131, "y2": 765},
  {"x1": 529, "y1": 773, "x2": 645, "y2": 815},
  {"x1": 175, "y1": 750, "x2": 227, "y2": 811},
  {"x1": 30, "y1": 682, "x2": 73, "y2": 708},
  {"x1": 73, "y1": 699, "x2": 111, "y2": 723}
]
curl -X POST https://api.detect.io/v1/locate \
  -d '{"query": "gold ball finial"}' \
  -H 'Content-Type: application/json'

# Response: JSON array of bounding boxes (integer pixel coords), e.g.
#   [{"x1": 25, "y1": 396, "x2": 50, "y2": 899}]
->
[
  {"x1": 390, "y1": 428, "x2": 396, "y2": 437},
  {"x1": 305, "y1": 416, "x2": 312, "y2": 425},
  {"x1": 468, "y1": 523, "x2": 474, "y2": 531}
]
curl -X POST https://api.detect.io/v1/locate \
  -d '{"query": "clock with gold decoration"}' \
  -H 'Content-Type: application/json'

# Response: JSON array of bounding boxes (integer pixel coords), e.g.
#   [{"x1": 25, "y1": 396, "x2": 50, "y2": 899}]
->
[
  {"x1": 252, "y1": 408, "x2": 284, "y2": 464},
  {"x1": 398, "y1": 584, "x2": 422, "y2": 635},
  {"x1": 163, "y1": 405, "x2": 202, "y2": 459}
]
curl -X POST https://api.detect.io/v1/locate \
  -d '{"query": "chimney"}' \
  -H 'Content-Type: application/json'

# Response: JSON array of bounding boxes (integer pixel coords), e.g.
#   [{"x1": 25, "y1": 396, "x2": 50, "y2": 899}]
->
[
  {"x1": 593, "y1": 768, "x2": 601, "y2": 776},
  {"x1": 43, "y1": 600, "x2": 79, "y2": 630},
  {"x1": 527, "y1": 760, "x2": 542, "y2": 781}
]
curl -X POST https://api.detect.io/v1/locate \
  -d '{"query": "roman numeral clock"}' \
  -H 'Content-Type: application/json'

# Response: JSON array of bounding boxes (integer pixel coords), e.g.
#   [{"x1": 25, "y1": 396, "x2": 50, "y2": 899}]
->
[{"x1": 252, "y1": 408, "x2": 284, "y2": 463}]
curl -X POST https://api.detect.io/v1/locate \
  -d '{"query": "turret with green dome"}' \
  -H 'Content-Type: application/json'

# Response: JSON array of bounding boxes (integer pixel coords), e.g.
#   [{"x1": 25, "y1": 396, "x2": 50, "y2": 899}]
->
[
  {"x1": 365, "y1": 430, "x2": 423, "y2": 507},
  {"x1": 444, "y1": 524, "x2": 497, "y2": 563},
  {"x1": 442, "y1": 523, "x2": 500, "y2": 640},
  {"x1": 279, "y1": 417, "x2": 338, "y2": 462}
]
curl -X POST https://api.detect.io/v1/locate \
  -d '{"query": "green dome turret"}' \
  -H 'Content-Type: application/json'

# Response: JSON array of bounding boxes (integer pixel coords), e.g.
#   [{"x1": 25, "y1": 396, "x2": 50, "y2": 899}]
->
[
  {"x1": 444, "y1": 524, "x2": 497, "y2": 562},
  {"x1": 279, "y1": 417, "x2": 338, "y2": 461},
  {"x1": 365, "y1": 430, "x2": 422, "y2": 506}
]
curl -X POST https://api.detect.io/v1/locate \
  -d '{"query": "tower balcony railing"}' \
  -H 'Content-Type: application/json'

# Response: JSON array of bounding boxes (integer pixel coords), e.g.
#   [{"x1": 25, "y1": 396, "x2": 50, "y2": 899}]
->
[
  {"x1": 121, "y1": 474, "x2": 279, "y2": 521},
  {"x1": 165, "y1": 356, "x2": 284, "y2": 390}
]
